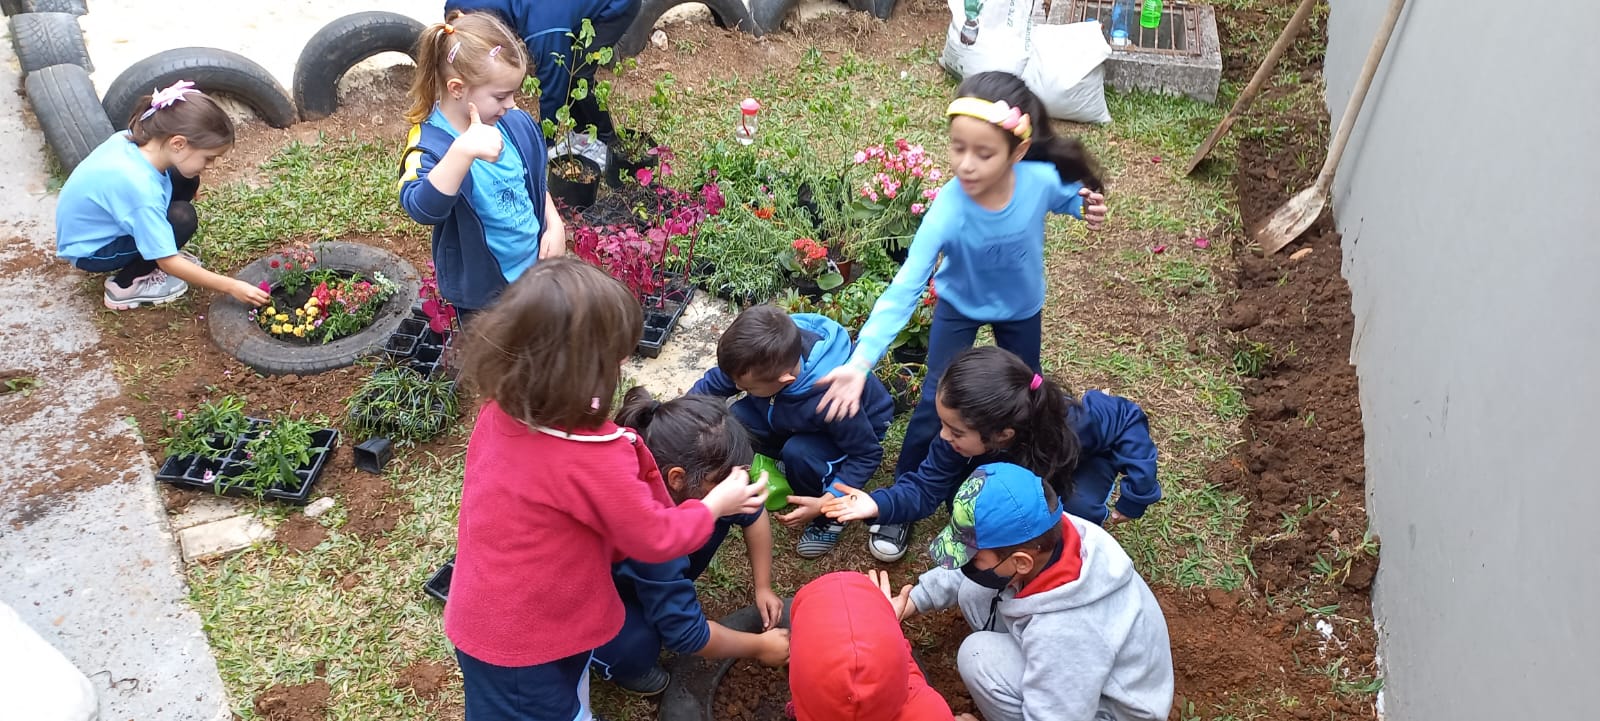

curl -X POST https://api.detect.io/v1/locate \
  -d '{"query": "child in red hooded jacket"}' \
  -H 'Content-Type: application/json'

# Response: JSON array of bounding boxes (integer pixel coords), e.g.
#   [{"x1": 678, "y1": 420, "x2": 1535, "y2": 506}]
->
[{"x1": 788, "y1": 571, "x2": 972, "y2": 721}]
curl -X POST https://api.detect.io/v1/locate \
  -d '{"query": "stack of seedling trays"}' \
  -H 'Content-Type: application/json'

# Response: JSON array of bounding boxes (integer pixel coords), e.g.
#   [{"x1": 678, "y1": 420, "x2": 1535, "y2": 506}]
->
[{"x1": 156, "y1": 419, "x2": 339, "y2": 504}]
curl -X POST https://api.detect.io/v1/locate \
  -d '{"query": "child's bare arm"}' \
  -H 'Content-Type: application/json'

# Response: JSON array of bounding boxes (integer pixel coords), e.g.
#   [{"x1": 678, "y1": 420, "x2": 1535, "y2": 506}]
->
[
  {"x1": 156, "y1": 255, "x2": 269, "y2": 306},
  {"x1": 742, "y1": 513, "x2": 783, "y2": 629},
  {"x1": 698, "y1": 622, "x2": 789, "y2": 667}
]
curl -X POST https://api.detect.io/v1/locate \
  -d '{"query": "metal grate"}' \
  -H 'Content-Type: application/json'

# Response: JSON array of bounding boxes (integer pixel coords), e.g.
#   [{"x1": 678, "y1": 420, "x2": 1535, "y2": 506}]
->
[{"x1": 1064, "y1": 0, "x2": 1203, "y2": 57}]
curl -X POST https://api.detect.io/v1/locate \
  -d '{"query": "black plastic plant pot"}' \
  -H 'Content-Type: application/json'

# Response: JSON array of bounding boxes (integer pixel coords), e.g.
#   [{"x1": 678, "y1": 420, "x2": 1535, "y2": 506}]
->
[
  {"x1": 547, "y1": 154, "x2": 602, "y2": 211},
  {"x1": 383, "y1": 332, "x2": 420, "y2": 358},
  {"x1": 353, "y1": 437, "x2": 395, "y2": 475},
  {"x1": 892, "y1": 344, "x2": 929, "y2": 365},
  {"x1": 635, "y1": 288, "x2": 693, "y2": 359},
  {"x1": 424, "y1": 556, "x2": 455, "y2": 602},
  {"x1": 886, "y1": 243, "x2": 910, "y2": 265},
  {"x1": 155, "y1": 423, "x2": 341, "y2": 505}
]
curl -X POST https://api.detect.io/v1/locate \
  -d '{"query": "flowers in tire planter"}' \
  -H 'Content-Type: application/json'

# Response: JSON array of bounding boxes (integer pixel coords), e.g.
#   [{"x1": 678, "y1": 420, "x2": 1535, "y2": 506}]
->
[
  {"x1": 345, "y1": 363, "x2": 460, "y2": 444},
  {"x1": 252, "y1": 244, "x2": 398, "y2": 344}
]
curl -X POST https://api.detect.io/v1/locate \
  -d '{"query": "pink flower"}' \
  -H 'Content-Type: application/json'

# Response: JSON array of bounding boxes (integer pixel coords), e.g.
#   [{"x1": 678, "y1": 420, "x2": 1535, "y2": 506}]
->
[
  {"x1": 853, "y1": 151, "x2": 867, "y2": 163},
  {"x1": 257, "y1": 281, "x2": 272, "y2": 292},
  {"x1": 202, "y1": 470, "x2": 214, "y2": 481},
  {"x1": 929, "y1": 169, "x2": 942, "y2": 182},
  {"x1": 885, "y1": 188, "x2": 897, "y2": 199},
  {"x1": 269, "y1": 260, "x2": 280, "y2": 268},
  {"x1": 1151, "y1": 156, "x2": 1161, "y2": 164},
  {"x1": 911, "y1": 202, "x2": 926, "y2": 214},
  {"x1": 923, "y1": 188, "x2": 938, "y2": 200},
  {"x1": 175, "y1": 410, "x2": 185, "y2": 420},
  {"x1": 1152, "y1": 244, "x2": 1168, "y2": 254},
  {"x1": 635, "y1": 167, "x2": 654, "y2": 186},
  {"x1": 1194, "y1": 237, "x2": 1211, "y2": 249}
]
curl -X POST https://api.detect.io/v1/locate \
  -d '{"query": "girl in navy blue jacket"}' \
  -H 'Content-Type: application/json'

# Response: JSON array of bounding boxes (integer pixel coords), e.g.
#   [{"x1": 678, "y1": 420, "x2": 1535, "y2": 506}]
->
[
  {"x1": 823, "y1": 346, "x2": 1161, "y2": 561},
  {"x1": 399, "y1": 11, "x2": 565, "y2": 320},
  {"x1": 591, "y1": 388, "x2": 791, "y2": 696}
]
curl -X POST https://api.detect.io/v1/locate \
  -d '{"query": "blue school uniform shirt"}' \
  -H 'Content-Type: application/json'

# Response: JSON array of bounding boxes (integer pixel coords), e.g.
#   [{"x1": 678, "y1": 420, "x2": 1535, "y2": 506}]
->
[
  {"x1": 425, "y1": 108, "x2": 542, "y2": 282},
  {"x1": 848, "y1": 161, "x2": 1086, "y2": 370},
  {"x1": 613, "y1": 509, "x2": 764, "y2": 655},
  {"x1": 55, "y1": 132, "x2": 178, "y2": 262}
]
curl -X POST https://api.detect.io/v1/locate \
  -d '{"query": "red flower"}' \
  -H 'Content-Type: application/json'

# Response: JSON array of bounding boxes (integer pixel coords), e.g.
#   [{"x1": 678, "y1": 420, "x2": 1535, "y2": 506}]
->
[
  {"x1": 754, "y1": 206, "x2": 774, "y2": 220},
  {"x1": 269, "y1": 260, "x2": 280, "y2": 268}
]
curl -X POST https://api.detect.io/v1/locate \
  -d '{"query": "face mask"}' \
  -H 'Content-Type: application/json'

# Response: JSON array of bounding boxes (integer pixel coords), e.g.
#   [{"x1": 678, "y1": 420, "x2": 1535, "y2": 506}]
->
[{"x1": 961, "y1": 558, "x2": 1013, "y2": 590}]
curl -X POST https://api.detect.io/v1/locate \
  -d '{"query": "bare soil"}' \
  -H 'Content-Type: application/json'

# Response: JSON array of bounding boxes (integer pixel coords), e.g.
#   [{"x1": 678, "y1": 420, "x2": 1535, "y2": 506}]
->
[{"x1": 253, "y1": 680, "x2": 330, "y2": 721}]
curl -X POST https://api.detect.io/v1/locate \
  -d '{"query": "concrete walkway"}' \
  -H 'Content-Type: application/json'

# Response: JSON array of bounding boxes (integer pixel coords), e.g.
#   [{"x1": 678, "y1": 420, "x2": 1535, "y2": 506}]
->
[{"x1": 0, "y1": 36, "x2": 230, "y2": 721}]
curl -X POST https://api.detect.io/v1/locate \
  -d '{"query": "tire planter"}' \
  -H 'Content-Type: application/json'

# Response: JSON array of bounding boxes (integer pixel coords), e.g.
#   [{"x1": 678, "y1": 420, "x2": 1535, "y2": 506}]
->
[
  {"x1": 847, "y1": 0, "x2": 898, "y2": 20},
  {"x1": 0, "y1": 0, "x2": 86, "y2": 16},
  {"x1": 103, "y1": 47, "x2": 298, "y2": 130},
  {"x1": 208, "y1": 241, "x2": 421, "y2": 376},
  {"x1": 657, "y1": 604, "x2": 791, "y2": 721},
  {"x1": 9, "y1": 12, "x2": 90, "y2": 74},
  {"x1": 294, "y1": 11, "x2": 424, "y2": 121},
  {"x1": 618, "y1": 0, "x2": 759, "y2": 58},
  {"x1": 24, "y1": 63, "x2": 113, "y2": 172},
  {"x1": 748, "y1": 0, "x2": 802, "y2": 35}
]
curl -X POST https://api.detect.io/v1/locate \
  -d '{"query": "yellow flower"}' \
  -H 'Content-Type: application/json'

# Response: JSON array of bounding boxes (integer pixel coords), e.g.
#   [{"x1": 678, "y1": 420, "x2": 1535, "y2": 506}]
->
[
  {"x1": 276, "y1": 313, "x2": 289, "y2": 322},
  {"x1": 293, "y1": 327, "x2": 305, "y2": 337},
  {"x1": 270, "y1": 324, "x2": 283, "y2": 334},
  {"x1": 264, "y1": 307, "x2": 277, "y2": 316},
  {"x1": 306, "y1": 297, "x2": 319, "y2": 306},
  {"x1": 294, "y1": 308, "x2": 305, "y2": 317}
]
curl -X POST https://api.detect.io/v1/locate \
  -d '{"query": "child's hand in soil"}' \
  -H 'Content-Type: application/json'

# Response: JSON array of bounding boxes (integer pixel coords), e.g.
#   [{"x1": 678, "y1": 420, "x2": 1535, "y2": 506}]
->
[
  {"x1": 756, "y1": 587, "x2": 784, "y2": 630},
  {"x1": 776, "y1": 495, "x2": 824, "y2": 529},
  {"x1": 868, "y1": 569, "x2": 916, "y2": 622},
  {"x1": 229, "y1": 278, "x2": 271, "y2": 306},
  {"x1": 1080, "y1": 187, "x2": 1108, "y2": 230},
  {"x1": 754, "y1": 627, "x2": 790, "y2": 667},
  {"x1": 454, "y1": 103, "x2": 504, "y2": 162},
  {"x1": 821, "y1": 481, "x2": 878, "y2": 522},
  {"x1": 703, "y1": 466, "x2": 769, "y2": 519}
]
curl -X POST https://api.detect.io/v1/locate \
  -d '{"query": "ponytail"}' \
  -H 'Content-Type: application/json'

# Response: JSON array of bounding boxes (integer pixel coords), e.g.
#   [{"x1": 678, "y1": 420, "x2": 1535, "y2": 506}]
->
[
  {"x1": 938, "y1": 347, "x2": 1082, "y2": 499},
  {"x1": 406, "y1": 10, "x2": 528, "y2": 125},
  {"x1": 951, "y1": 71, "x2": 1105, "y2": 192},
  {"x1": 615, "y1": 387, "x2": 754, "y2": 501}
]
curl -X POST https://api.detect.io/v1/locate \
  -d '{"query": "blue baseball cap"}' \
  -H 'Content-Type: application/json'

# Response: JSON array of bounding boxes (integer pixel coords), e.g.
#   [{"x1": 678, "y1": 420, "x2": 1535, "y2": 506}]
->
[{"x1": 929, "y1": 463, "x2": 1060, "y2": 568}]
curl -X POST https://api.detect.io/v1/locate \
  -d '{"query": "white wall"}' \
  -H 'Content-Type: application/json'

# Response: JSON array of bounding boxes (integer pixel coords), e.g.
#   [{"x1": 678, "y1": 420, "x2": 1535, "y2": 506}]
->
[{"x1": 1324, "y1": 1, "x2": 1600, "y2": 718}]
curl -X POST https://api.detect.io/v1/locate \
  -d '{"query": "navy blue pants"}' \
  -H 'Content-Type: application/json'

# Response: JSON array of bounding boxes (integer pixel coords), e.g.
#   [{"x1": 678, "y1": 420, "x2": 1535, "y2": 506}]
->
[
  {"x1": 589, "y1": 593, "x2": 658, "y2": 683},
  {"x1": 894, "y1": 302, "x2": 1042, "y2": 479},
  {"x1": 730, "y1": 403, "x2": 883, "y2": 500},
  {"x1": 457, "y1": 648, "x2": 591, "y2": 721}
]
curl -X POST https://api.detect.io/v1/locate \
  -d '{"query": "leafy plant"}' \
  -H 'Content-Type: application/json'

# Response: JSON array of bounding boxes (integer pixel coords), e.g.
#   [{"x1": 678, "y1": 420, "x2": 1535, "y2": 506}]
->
[
  {"x1": 574, "y1": 150, "x2": 724, "y2": 301},
  {"x1": 231, "y1": 415, "x2": 330, "y2": 497},
  {"x1": 345, "y1": 364, "x2": 460, "y2": 444},
  {"x1": 876, "y1": 361, "x2": 926, "y2": 414},
  {"x1": 529, "y1": 18, "x2": 613, "y2": 181},
  {"x1": 890, "y1": 281, "x2": 937, "y2": 352},
  {"x1": 833, "y1": 139, "x2": 943, "y2": 257},
  {"x1": 1, "y1": 375, "x2": 38, "y2": 396},
  {"x1": 161, "y1": 395, "x2": 251, "y2": 460},
  {"x1": 774, "y1": 278, "x2": 887, "y2": 337},
  {"x1": 779, "y1": 237, "x2": 844, "y2": 290},
  {"x1": 418, "y1": 262, "x2": 456, "y2": 335}
]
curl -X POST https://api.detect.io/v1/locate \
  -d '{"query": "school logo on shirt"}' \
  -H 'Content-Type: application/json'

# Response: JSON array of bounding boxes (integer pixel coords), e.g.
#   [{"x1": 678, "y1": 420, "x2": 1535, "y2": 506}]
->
[{"x1": 494, "y1": 184, "x2": 527, "y2": 216}]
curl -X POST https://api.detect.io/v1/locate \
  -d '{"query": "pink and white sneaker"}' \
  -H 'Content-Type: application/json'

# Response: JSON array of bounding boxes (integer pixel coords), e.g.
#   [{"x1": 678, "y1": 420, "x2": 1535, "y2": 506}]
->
[{"x1": 103, "y1": 270, "x2": 188, "y2": 310}]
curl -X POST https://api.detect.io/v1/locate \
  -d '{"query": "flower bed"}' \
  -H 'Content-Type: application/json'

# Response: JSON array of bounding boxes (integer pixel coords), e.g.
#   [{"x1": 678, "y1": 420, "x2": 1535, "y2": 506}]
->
[{"x1": 252, "y1": 245, "x2": 398, "y2": 345}]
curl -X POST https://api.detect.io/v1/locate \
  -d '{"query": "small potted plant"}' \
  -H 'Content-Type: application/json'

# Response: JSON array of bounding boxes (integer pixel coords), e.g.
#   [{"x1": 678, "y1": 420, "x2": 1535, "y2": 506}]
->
[
  {"x1": 890, "y1": 281, "x2": 936, "y2": 364},
  {"x1": 596, "y1": 70, "x2": 673, "y2": 188},
  {"x1": 780, "y1": 236, "x2": 846, "y2": 299},
  {"x1": 534, "y1": 18, "x2": 610, "y2": 210},
  {"x1": 875, "y1": 361, "x2": 926, "y2": 417},
  {"x1": 159, "y1": 395, "x2": 251, "y2": 464},
  {"x1": 345, "y1": 363, "x2": 461, "y2": 444},
  {"x1": 157, "y1": 402, "x2": 338, "y2": 503},
  {"x1": 838, "y1": 138, "x2": 943, "y2": 264}
]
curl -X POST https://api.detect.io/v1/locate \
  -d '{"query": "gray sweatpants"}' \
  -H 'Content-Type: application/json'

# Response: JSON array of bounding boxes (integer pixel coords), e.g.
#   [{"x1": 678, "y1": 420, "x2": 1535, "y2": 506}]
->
[{"x1": 954, "y1": 590, "x2": 1118, "y2": 721}]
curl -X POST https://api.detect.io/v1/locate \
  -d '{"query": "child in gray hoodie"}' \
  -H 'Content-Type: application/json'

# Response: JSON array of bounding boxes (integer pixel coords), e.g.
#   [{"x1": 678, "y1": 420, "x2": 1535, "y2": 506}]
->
[{"x1": 887, "y1": 462, "x2": 1173, "y2": 721}]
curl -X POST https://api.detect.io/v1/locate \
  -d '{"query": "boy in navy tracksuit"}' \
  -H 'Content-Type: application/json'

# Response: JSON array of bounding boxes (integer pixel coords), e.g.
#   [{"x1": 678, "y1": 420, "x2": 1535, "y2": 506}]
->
[{"x1": 689, "y1": 305, "x2": 894, "y2": 559}]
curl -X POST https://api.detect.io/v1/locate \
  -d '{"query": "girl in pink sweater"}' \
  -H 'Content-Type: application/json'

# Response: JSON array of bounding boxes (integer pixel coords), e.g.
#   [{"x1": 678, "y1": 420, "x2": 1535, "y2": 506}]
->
[{"x1": 445, "y1": 258, "x2": 768, "y2": 721}]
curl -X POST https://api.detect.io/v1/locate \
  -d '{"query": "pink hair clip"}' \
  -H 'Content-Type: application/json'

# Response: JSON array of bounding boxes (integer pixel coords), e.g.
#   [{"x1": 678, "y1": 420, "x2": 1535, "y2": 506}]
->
[
  {"x1": 489, "y1": 45, "x2": 503, "y2": 59},
  {"x1": 997, "y1": 102, "x2": 1032, "y2": 140},
  {"x1": 1029, "y1": 373, "x2": 1043, "y2": 390},
  {"x1": 140, "y1": 80, "x2": 197, "y2": 120},
  {"x1": 447, "y1": 41, "x2": 462, "y2": 64}
]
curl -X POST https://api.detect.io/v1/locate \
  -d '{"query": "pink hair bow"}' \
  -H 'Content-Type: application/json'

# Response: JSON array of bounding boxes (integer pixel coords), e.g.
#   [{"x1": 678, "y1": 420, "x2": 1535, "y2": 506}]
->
[
  {"x1": 994, "y1": 101, "x2": 1032, "y2": 140},
  {"x1": 141, "y1": 80, "x2": 198, "y2": 120}
]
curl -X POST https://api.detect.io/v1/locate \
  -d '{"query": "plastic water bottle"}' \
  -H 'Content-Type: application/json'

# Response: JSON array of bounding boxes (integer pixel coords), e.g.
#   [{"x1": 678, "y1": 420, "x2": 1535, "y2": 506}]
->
[
  {"x1": 1140, "y1": 0, "x2": 1163, "y2": 29},
  {"x1": 735, "y1": 98, "x2": 760, "y2": 145},
  {"x1": 1110, "y1": 0, "x2": 1135, "y2": 47}
]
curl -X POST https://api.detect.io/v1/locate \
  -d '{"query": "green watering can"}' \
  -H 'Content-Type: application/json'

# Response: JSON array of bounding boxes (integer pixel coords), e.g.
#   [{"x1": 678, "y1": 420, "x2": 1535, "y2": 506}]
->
[{"x1": 750, "y1": 454, "x2": 792, "y2": 511}]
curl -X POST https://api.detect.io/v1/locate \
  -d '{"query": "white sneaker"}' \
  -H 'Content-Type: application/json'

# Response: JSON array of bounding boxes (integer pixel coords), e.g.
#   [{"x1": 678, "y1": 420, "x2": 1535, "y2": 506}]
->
[{"x1": 103, "y1": 270, "x2": 188, "y2": 310}]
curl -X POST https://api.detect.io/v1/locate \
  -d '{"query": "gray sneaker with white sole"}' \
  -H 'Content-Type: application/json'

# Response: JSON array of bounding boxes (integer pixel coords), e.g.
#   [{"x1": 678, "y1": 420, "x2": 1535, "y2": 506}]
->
[{"x1": 103, "y1": 271, "x2": 188, "y2": 310}]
